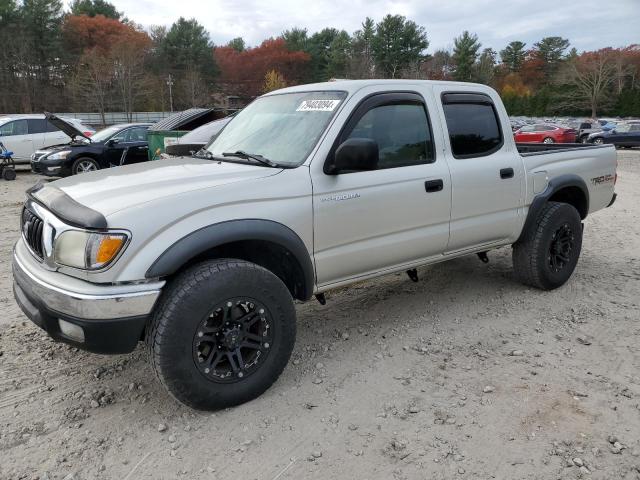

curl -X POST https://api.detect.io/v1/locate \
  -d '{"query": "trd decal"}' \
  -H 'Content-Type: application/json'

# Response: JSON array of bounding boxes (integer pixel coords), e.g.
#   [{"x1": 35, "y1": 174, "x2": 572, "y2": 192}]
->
[{"x1": 591, "y1": 174, "x2": 615, "y2": 185}]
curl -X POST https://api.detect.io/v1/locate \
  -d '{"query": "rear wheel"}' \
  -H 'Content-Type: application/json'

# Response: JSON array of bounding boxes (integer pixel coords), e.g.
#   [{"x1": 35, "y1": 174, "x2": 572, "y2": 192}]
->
[
  {"x1": 513, "y1": 202, "x2": 583, "y2": 290},
  {"x1": 147, "y1": 259, "x2": 296, "y2": 410},
  {"x1": 543, "y1": 137, "x2": 555, "y2": 144},
  {"x1": 72, "y1": 157, "x2": 98, "y2": 175}
]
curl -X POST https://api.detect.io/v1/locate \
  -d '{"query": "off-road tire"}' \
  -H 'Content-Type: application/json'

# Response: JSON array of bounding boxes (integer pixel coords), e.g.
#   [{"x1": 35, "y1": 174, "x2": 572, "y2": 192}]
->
[
  {"x1": 147, "y1": 259, "x2": 296, "y2": 410},
  {"x1": 513, "y1": 202, "x2": 583, "y2": 290}
]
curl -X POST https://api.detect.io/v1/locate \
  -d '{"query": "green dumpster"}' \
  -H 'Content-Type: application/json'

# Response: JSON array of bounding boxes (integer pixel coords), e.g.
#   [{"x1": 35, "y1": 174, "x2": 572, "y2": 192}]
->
[
  {"x1": 147, "y1": 108, "x2": 219, "y2": 160},
  {"x1": 147, "y1": 130, "x2": 188, "y2": 160}
]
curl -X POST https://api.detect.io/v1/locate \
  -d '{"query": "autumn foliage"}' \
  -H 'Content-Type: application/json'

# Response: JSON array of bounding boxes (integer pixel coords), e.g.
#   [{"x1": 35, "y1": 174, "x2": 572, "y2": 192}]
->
[
  {"x1": 215, "y1": 38, "x2": 310, "y2": 97},
  {"x1": 63, "y1": 14, "x2": 141, "y2": 55}
]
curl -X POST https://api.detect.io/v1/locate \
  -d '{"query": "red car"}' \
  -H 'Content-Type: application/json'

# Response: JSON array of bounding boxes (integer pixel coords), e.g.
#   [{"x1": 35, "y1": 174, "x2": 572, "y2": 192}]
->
[{"x1": 514, "y1": 124, "x2": 577, "y2": 144}]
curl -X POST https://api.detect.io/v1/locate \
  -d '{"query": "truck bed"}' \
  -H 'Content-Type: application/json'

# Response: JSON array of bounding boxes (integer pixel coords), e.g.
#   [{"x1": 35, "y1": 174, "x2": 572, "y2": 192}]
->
[{"x1": 516, "y1": 142, "x2": 609, "y2": 155}]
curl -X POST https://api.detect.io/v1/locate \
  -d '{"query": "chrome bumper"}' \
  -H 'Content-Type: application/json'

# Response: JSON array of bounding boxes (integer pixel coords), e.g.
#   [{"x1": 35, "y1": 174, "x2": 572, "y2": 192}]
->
[{"x1": 13, "y1": 245, "x2": 163, "y2": 320}]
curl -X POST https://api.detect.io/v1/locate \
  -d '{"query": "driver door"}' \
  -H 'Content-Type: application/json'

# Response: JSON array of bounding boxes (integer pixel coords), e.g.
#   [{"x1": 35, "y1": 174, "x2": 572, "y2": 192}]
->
[
  {"x1": 120, "y1": 127, "x2": 150, "y2": 165},
  {"x1": 312, "y1": 91, "x2": 452, "y2": 287},
  {"x1": 104, "y1": 127, "x2": 149, "y2": 166}
]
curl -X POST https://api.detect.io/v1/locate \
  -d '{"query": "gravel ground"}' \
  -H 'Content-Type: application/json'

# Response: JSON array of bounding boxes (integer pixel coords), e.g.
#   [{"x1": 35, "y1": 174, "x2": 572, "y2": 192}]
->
[{"x1": 1, "y1": 153, "x2": 639, "y2": 480}]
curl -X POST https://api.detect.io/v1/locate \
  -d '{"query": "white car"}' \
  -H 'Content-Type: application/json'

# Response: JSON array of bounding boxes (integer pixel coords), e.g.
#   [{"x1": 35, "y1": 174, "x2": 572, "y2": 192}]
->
[{"x1": 0, "y1": 114, "x2": 94, "y2": 164}]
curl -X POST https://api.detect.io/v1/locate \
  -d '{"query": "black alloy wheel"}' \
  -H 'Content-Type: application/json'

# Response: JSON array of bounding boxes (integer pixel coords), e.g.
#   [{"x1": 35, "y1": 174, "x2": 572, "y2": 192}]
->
[
  {"x1": 548, "y1": 223, "x2": 575, "y2": 273},
  {"x1": 193, "y1": 298, "x2": 273, "y2": 383}
]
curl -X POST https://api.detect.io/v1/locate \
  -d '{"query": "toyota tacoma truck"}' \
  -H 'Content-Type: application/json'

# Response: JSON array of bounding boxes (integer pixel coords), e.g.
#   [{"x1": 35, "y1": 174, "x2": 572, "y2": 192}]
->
[{"x1": 13, "y1": 80, "x2": 617, "y2": 410}]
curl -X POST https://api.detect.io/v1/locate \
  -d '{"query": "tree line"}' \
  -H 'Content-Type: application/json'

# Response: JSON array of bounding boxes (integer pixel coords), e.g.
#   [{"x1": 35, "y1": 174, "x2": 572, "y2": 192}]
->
[{"x1": 1, "y1": 0, "x2": 638, "y2": 121}]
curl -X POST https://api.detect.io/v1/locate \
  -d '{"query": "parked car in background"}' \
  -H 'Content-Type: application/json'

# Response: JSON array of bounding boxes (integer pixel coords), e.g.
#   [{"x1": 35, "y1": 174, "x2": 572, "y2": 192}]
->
[
  {"x1": 573, "y1": 121, "x2": 602, "y2": 143},
  {"x1": 31, "y1": 116, "x2": 152, "y2": 176},
  {"x1": 510, "y1": 119, "x2": 525, "y2": 132},
  {"x1": 163, "y1": 116, "x2": 233, "y2": 157},
  {"x1": 514, "y1": 124, "x2": 577, "y2": 143},
  {"x1": 587, "y1": 122, "x2": 640, "y2": 147},
  {"x1": 599, "y1": 120, "x2": 617, "y2": 131},
  {"x1": 0, "y1": 114, "x2": 94, "y2": 164}
]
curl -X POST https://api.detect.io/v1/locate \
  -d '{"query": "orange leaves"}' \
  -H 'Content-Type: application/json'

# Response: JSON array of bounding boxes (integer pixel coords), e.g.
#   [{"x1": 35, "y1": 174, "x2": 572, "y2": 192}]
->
[
  {"x1": 215, "y1": 38, "x2": 310, "y2": 97},
  {"x1": 63, "y1": 14, "x2": 151, "y2": 57},
  {"x1": 500, "y1": 73, "x2": 531, "y2": 97}
]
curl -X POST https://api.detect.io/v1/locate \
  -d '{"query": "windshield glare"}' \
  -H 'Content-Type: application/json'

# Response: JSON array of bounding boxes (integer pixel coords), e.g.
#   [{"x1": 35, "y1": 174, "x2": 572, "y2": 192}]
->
[
  {"x1": 207, "y1": 91, "x2": 347, "y2": 167},
  {"x1": 90, "y1": 125, "x2": 122, "y2": 142}
]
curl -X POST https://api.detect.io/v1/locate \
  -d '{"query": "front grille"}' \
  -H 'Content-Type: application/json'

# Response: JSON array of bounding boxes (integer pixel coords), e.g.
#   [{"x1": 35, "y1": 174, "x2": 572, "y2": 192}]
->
[
  {"x1": 22, "y1": 208, "x2": 45, "y2": 259},
  {"x1": 31, "y1": 152, "x2": 46, "y2": 162}
]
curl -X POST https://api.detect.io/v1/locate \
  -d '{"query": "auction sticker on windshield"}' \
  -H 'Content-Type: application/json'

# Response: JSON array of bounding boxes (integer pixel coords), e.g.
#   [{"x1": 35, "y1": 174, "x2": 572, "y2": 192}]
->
[{"x1": 296, "y1": 99, "x2": 341, "y2": 112}]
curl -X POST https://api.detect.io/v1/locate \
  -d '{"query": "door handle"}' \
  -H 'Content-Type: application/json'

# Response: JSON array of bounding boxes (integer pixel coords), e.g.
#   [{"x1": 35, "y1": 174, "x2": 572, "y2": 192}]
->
[
  {"x1": 500, "y1": 168, "x2": 514, "y2": 179},
  {"x1": 425, "y1": 179, "x2": 443, "y2": 193}
]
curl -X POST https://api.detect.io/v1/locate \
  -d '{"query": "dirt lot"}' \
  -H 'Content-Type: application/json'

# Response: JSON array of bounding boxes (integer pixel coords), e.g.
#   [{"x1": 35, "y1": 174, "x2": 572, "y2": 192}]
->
[{"x1": 1, "y1": 153, "x2": 639, "y2": 480}]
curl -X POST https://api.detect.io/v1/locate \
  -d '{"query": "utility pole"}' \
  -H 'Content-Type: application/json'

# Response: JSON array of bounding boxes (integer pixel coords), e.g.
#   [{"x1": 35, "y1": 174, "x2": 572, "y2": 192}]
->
[{"x1": 166, "y1": 74, "x2": 174, "y2": 112}]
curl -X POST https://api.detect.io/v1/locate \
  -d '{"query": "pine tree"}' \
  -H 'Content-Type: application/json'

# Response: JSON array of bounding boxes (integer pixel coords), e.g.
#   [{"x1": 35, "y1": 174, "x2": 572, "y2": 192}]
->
[{"x1": 452, "y1": 31, "x2": 481, "y2": 82}]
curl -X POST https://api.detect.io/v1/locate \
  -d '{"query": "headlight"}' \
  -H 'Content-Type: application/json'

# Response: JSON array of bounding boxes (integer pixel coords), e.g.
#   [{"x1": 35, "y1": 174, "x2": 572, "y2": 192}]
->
[
  {"x1": 46, "y1": 150, "x2": 72, "y2": 161},
  {"x1": 54, "y1": 230, "x2": 128, "y2": 270}
]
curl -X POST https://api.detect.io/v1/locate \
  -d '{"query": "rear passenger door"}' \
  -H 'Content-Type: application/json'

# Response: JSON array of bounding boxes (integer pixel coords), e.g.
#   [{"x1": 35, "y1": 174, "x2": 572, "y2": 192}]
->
[{"x1": 435, "y1": 90, "x2": 524, "y2": 252}]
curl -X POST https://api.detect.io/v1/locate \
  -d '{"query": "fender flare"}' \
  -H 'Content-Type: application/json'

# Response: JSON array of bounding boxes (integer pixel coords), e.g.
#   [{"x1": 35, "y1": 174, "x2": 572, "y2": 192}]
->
[
  {"x1": 517, "y1": 174, "x2": 589, "y2": 244},
  {"x1": 145, "y1": 219, "x2": 315, "y2": 300}
]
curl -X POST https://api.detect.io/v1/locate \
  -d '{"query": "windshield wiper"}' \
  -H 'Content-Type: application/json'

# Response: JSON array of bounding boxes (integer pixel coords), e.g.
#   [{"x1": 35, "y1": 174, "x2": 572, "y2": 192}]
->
[{"x1": 222, "y1": 150, "x2": 284, "y2": 168}]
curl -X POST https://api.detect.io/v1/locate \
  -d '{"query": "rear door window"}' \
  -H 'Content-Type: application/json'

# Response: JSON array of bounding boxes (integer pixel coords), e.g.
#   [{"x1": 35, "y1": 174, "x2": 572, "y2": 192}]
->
[
  {"x1": 442, "y1": 94, "x2": 503, "y2": 158},
  {"x1": 0, "y1": 119, "x2": 28, "y2": 136}
]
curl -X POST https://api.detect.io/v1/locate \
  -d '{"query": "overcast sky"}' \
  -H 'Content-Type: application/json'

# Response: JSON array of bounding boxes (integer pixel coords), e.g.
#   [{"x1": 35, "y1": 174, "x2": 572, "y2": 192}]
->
[{"x1": 68, "y1": 0, "x2": 639, "y2": 53}]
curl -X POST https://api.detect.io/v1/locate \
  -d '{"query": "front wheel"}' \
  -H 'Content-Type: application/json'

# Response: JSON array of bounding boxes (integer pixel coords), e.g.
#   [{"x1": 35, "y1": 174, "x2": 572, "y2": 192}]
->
[
  {"x1": 593, "y1": 137, "x2": 604, "y2": 145},
  {"x1": 147, "y1": 259, "x2": 296, "y2": 410},
  {"x1": 512, "y1": 202, "x2": 583, "y2": 290},
  {"x1": 72, "y1": 157, "x2": 99, "y2": 175},
  {"x1": 542, "y1": 137, "x2": 555, "y2": 144}
]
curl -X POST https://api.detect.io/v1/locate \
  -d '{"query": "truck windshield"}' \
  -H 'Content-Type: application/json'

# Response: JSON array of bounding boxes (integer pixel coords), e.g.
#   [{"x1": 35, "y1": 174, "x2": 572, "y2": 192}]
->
[{"x1": 207, "y1": 91, "x2": 347, "y2": 167}]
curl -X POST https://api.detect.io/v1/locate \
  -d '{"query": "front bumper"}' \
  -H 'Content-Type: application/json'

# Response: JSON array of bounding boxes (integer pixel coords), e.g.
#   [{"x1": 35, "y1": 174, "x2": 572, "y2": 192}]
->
[
  {"x1": 12, "y1": 244, "x2": 164, "y2": 354},
  {"x1": 30, "y1": 160, "x2": 65, "y2": 176}
]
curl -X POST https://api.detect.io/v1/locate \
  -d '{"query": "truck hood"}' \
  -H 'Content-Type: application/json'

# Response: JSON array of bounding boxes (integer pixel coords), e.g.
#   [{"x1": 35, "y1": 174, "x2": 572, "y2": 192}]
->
[{"x1": 50, "y1": 158, "x2": 282, "y2": 218}]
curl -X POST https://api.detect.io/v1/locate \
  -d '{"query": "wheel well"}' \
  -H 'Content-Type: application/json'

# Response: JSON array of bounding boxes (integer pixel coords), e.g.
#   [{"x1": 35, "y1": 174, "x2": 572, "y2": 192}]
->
[
  {"x1": 548, "y1": 186, "x2": 588, "y2": 219},
  {"x1": 179, "y1": 239, "x2": 309, "y2": 301}
]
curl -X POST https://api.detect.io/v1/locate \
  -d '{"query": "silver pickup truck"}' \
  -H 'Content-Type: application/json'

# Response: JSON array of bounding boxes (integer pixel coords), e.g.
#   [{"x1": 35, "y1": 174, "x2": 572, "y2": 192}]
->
[{"x1": 13, "y1": 80, "x2": 617, "y2": 409}]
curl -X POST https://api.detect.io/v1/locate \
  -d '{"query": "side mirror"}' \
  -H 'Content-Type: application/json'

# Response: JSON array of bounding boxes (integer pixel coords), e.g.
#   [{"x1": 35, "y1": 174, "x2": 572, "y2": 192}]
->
[
  {"x1": 328, "y1": 138, "x2": 378, "y2": 174},
  {"x1": 106, "y1": 138, "x2": 119, "y2": 147}
]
